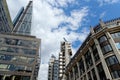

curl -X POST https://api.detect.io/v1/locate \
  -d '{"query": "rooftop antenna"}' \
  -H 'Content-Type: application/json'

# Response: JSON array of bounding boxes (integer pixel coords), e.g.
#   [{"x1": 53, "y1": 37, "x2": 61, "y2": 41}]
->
[{"x1": 63, "y1": 37, "x2": 67, "y2": 42}]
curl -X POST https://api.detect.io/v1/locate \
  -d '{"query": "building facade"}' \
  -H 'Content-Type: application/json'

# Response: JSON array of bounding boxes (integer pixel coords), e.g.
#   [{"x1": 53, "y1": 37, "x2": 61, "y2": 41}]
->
[
  {"x1": 0, "y1": 1, "x2": 41, "y2": 80},
  {"x1": 0, "y1": 33, "x2": 40, "y2": 80},
  {"x1": 0, "y1": 0, "x2": 13, "y2": 32},
  {"x1": 48, "y1": 55, "x2": 59, "y2": 80},
  {"x1": 12, "y1": 1, "x2": 33, "y2": 35},
  {"x1": 64, "y1": 18, "x2": 120, "y2": 80},
  {"x1": 59, "y1": 41, "x2": 72, "y2": 80}
]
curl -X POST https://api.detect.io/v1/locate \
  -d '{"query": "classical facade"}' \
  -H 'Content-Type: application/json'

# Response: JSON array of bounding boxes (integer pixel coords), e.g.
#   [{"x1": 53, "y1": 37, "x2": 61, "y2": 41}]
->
[
  {"x1": 64, "y1": 18, "x2": 120, "y2": 80},
  {"x1": 48, "y1": 55, "x2": 59, "y2": 80},
  {"x1": 59, "y1": 41, "x2": 72, "y2": 80}
]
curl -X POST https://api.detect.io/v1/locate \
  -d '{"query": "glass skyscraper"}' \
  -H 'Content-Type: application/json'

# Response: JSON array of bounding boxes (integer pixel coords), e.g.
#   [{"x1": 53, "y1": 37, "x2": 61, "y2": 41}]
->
[
  {"x1": 12, "y1": 1, "x2": 33, "y2": 35},
  {"x1": 0, "y1": 0, "x2": 13, "y2": 32},
  {"x1": 0, "y1": 1, "x2": 41, "y2": 80}
]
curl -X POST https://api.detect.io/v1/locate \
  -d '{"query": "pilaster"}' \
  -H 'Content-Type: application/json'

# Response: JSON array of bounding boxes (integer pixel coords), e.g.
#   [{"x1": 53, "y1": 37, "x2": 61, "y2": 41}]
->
[
  {"x1": 69, "y1": 72, "x2": 71, "y2": 80},
  {"x1": 89, "y1": 47, "x2": 100, "y2": 80},
  {"x1": 77, "y1": 62, "x2": 81, "y2": 79},
  {"x1": 12, "y1": 76, "x2": 15, "y2": 80},
  {"x1": 3, "y1": 75, "x2": 6, "y2": 80},
  {"x1": 94, "y1": 39, "x2": 112, "y2": 79},
  {"x1": 82, "y1": 56, "x2": 89, "y2": 80},
  {"x1": 72, "y1": 67, "x2": 75, "y2": 80}
]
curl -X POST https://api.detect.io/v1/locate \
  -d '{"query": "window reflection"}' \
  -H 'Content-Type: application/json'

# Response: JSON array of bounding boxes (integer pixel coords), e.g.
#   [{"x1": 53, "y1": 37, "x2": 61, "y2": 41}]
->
[
  {"x1": 0, "y1": 64, "x2": 32, "y2": 72},
  {"x1": 0, "y1": 54, "x2": 35, "y2": 64},
  {"x1": 105, "y1": 55, "x2": 120, "y2": 78},
  {"x1": 106, "y1": 55, "x2": 118, "y2": 66},
  {"x1": 111, "y1": 32, "x2": 120, "y2": 39},
  {"x1": 115, "y1": 42, "x2": 120, "y2": 49},
  {"x1": 0, "y1": 46, "x2": 36, "y2": 55},
  {"x1": 99, "y1": 35, "x2": 107, "y2": 43},
  {"x1": 101, "y1": 44, "x2": 112, "y2": 54},
  {"x1": 0, "y1": 37, "x2": 38, "y2": 48}
]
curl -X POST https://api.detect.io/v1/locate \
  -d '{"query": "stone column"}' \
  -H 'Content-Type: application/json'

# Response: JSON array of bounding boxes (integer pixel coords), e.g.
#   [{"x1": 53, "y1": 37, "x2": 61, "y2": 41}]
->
[
  {"x1": 12, "y1": 76, "x2": 15, "y2": 80},
  {"x1": 89, "y1": 47, "x2": 100, "y2": 80},
  {"x1": 90, "y1": 71, "x2": 94, "y2": 80},
  {"x1": 69, "y1": 72, "x2": 71, "y2": 80},
  {"x1": 105, "y1": 31, "x2": 120, "y2": 62},
  {"x1": 94, "y1": 39, "x2": 112, "y2": 79},
  {"x1": 82, "y1": 56, "x2": 89, "y2": 80},
  {"x1": 72, "y1": 67, "x2": 75, "y2": 80},
  {"x1": 77, "y1": 62, "x2": 81, "y2": 79},
  {"x1": 2, "y1": 75, "x2": 6, "y2": 80},
  {"x1": 90, "y1": 21, "x2": 112, "y2": 79}
]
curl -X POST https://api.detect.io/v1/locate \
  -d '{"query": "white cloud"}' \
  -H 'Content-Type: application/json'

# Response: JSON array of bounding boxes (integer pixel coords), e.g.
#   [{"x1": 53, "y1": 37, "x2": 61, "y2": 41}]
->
[
  {"x1": 7, "y1": 0, "x2": 89, "y2": 80},
  {"x1": 100, "y1": 11, "x2": 106, "y2": 19},
  {"x1": 6, "y1": 0, "x2": 30, "y2": 20},
  {"x1": 45, "y1": 0, "x2": 77, "y2": 7},
  {"x1": 38, "y1": 63, "x2": 48, "y2": 80},
  {"x1": 97, "y1": 0, "x2": 120, "y2": 6},
  {"x1": 66, "y1": 7, "x2": 88, "y2": 30}
]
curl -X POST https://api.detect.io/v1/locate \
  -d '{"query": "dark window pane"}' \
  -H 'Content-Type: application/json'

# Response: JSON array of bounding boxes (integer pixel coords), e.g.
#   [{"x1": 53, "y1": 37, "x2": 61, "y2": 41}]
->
[{"x1": 97, "y1": 63, "x2": 107, "y2": 80}]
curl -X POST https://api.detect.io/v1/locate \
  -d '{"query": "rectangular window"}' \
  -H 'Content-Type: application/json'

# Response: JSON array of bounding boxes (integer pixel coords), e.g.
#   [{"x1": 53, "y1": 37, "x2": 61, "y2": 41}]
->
[
  {"x1": 0, "y1": 46, "x2": 36, "y2": 55},
  {"x1": 84, "y1": 51, "x2": 93, "y2": 69},
  {"x1": 97, "y1": 63, "x2": 107, "y2": 80},
  {"x1": 92, "y1": 69, "x2": 97, "y2": 80},
  {"x1": 111, "y1": 71, "x2": 120, "y2": 78},
  {"x1": 0, "y1": 64, "x2": 32, "y2": 72},
  {"x1": 0, "y1": 54, "x2": 35, "y2": 64},
  {"x1": 92, "y1": 44, "x2": 100, "y2": 62},
  {"x1": 74, "y1": 65, "x2": 79, "y2": 79},
  {"x1": 79, "y1": 59, "x2": 85, "y2": 75},
  {"x1": 111, "y1": 32, "x2": 120, "y2": 38},
  {"x1": 99, "y1": 35, "x2": 107, "y2": 43},
  {"x1": 88, "y1": 72, "x2": 92, "y2": 80},
  {"x1": 105, "y1": 55, "x2": 120, "y2": 78},
  {"x1": 106, "y1": 55, "x2": 119, "y2": 66},
  {"x1": 101, "y1": 44, "x2": 112, "y2": 54}
]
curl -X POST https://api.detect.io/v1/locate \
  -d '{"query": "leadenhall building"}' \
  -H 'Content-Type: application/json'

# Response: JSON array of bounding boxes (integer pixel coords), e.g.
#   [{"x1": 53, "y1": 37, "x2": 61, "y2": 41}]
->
[{"x1": 64, "y1": 18, "x2": 120, "y2": 80}]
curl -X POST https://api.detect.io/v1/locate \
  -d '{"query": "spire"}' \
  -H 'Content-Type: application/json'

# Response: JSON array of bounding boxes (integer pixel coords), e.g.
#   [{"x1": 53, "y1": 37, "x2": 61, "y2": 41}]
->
[
  {"x1": 90, "y1": 26, "x2": 94, "y2": 34},
  {"x1": 99, "y1": 19, "x2": 105, "y2": 28}
]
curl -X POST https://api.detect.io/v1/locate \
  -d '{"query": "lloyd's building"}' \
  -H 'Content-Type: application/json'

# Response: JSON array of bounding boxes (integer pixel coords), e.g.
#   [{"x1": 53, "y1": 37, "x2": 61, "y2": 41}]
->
[{"x1": 0, "y1": 0, "x2": 41, "y2": 80}]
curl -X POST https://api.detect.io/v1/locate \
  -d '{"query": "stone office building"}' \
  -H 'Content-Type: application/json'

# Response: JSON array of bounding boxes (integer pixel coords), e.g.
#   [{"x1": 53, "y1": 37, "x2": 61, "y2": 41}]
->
[{"x1": 64, "y1": 18, "x2": 120, "y2": 80}]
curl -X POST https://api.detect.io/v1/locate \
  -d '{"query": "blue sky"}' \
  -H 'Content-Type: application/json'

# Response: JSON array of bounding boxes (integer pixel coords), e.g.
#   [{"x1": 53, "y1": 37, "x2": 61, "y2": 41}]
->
[{"x1": 7, "y1": 0, "x2": 120, "y2": 80}]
